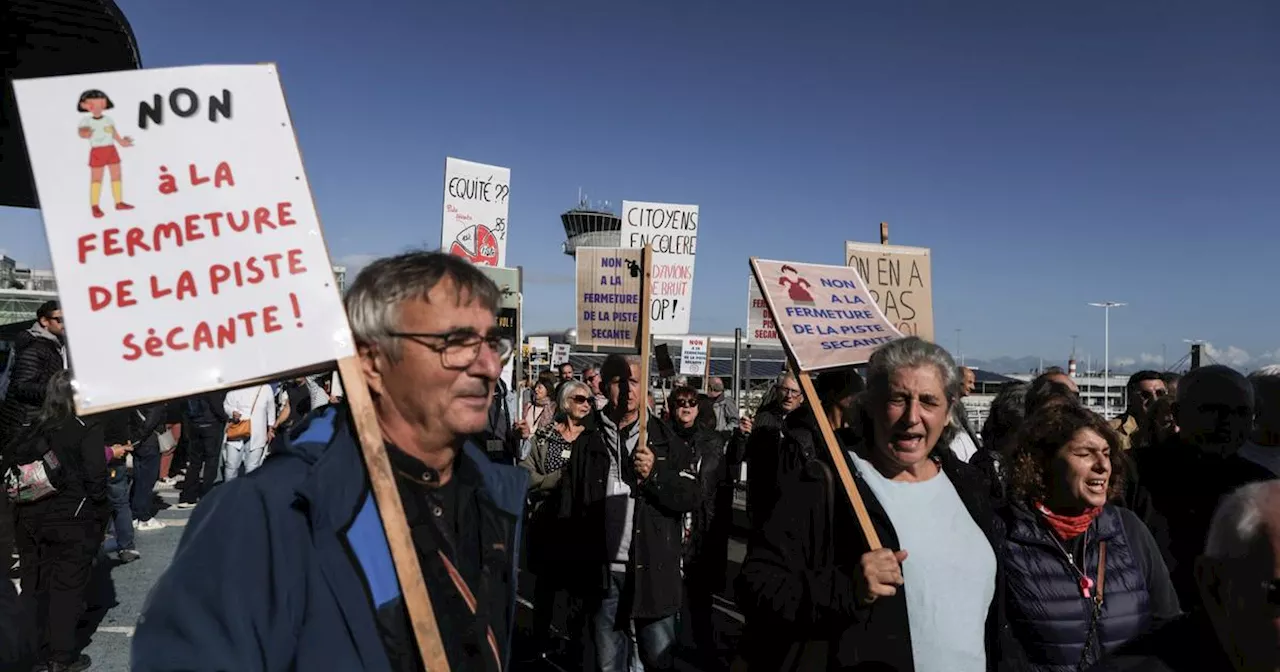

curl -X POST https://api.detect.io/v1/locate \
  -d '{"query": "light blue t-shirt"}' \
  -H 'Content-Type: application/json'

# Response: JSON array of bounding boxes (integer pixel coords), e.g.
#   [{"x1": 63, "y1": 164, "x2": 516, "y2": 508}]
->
[{"x1": 849, "y1": 451, "x2": 996, "y2": 672}]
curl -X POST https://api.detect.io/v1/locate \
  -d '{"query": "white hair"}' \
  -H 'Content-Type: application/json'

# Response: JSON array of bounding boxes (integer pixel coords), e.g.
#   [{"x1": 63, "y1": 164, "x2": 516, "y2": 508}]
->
[
  {"x1": 556, "y1": 380, "x2": 591, "y2": 413},
  {"x1": 1203, "y1": 481, "x2": 1280, "y2": 560}
]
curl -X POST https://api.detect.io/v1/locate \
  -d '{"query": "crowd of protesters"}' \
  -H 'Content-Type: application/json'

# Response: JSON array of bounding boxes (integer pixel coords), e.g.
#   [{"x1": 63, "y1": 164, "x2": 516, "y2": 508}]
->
[{"x1": 0, "y1": 252, "x2": 1277, "y2": 672}]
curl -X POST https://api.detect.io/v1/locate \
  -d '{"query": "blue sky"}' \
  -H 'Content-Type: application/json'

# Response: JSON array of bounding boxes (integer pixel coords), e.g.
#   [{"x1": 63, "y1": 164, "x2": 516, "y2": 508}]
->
[{"x1": 3, "y1": 0, "x2": 1278, "y2": 370}]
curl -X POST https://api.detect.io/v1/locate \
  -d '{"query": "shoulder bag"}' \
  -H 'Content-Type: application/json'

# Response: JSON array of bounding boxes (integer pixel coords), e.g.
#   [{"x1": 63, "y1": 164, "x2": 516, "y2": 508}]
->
[{"x1": 226, "y1": 387, "x2": 263, "y2": 442}]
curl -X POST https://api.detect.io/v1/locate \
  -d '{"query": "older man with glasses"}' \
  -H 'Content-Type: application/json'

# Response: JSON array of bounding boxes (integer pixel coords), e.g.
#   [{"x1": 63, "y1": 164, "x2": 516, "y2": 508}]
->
[{"x1": 133, "y1": 251, "x2": 529, "y2": 672}]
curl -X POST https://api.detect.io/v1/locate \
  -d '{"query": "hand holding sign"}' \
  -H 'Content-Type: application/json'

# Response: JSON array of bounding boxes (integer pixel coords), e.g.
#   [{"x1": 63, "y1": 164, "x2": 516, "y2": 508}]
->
[
  {"x1": 857, "y1": 548, "x2": 910, "y2": 604},
  {"x1": 633, "y1": 443, "x2": 655, "y2": 481}
]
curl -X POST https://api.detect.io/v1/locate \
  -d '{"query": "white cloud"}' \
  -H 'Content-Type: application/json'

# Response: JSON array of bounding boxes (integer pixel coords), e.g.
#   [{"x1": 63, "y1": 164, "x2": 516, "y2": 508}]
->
[
  {"x1": 1202, "y1": 342, "x2": 1252, "y2": 368},
  {"x1": 1139, "y1": 353, "x2": 1164, "y2": 365},
  {"x1": 1114, "y1": 357, "x2": 1136, "y2": 367},
  {"x1": 1259, "y1": 348, "x2": 1280, "y2": 363}
]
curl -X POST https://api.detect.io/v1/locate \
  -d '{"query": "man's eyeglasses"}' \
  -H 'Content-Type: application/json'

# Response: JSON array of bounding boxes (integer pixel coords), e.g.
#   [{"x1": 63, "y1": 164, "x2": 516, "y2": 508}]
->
[
  {"x1": 777, "y1": 387, "x2": 802, "y2": 399},
  {"x1": 47, "y1": 316, "x2": 64, "y2": 324},
  {"x1": 388, "y1": 330, "x2": 513, "y2": 370}
]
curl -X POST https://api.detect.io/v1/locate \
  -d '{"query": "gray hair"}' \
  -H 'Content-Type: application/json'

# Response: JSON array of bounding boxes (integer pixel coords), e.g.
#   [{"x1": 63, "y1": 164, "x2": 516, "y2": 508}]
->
[
  {"x1": 556, "y1": 380, "x2": 591, "y2": 414},
  {"x1": 866, "y1": 337, "x2": 962, "y2": 403},
  {"x1": 344, "y1": 251, "x2": 500, "y2": 360},
  {"x1": 1203, "y1": 481, "x2": 1280, "y2": 560},
  {"x1": 708, "y1": 377, "x2": 725, "y2": 393}
]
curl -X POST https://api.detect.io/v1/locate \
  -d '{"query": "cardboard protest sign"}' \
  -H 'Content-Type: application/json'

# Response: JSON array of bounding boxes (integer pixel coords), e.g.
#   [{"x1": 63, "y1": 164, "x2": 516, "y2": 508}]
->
[
  {"x1": 476, "y1": 265, "x2": 521, "y2": 388},
  {"x1": 844, "y1": 241, "x2": 933, "y2": 341},
  {"x1": 14, "y1": 64, "x2": 353, "y2": 413},
  {"x1": 551, "y1": 343, "x2": 570, "y2": 366},
  {"x1": 750, "y1": 259, "x2": 902, "y2": 371},
  {"x1": 680, "y1": 336, "x2": 709, "y2": 376},
  {"x1": 575, "y1": 246, "x2": 644, "y2": 349},
  {"x1": 620, "y1": 201, "x2": 697, "y2": 335},
  {"x1": 746, "y1": 276, "x2": 778, "y2": 343},
  {"x1": 442, "y1": 157, "x2": 510, "y2": 267}
]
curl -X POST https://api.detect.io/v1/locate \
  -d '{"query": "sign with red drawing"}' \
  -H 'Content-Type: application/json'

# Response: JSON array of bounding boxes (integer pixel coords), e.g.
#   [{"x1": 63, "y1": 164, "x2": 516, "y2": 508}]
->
[
  {"x1": 749, "y1": 258, "x2": 902, "y2": 371},
  {"x1": 14, "y1": 64, "x2": 354, "y2": 413},
  {"x1": 442, "y1": 157, "x2": 509, "y2": 267}
]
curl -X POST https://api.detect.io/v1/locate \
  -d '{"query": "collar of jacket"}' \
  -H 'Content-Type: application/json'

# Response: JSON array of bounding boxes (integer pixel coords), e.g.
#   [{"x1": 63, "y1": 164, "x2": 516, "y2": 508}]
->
[
  {"x1": 286, "y1": 405, "x2": 529, "y2": 669},
  {"x1": 1007, "y1": 500, "x2": 1124, "y2": 549}
]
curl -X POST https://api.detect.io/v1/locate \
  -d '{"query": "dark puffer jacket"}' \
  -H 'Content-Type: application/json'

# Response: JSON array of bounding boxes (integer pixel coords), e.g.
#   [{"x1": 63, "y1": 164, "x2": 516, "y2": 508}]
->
[
  {"x1": 1002, "y1": 503, "x2": 1180, "y2": 672},
  {"x1": 0, "y1": 325, "x2": 64, "y2": 446}
]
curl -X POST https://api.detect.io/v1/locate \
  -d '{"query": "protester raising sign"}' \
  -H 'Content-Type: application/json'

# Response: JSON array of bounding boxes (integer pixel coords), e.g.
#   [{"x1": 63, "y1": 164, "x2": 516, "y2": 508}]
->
[
  {"x1": 575, "y1": 247, "x2": 644, "y2": 349},
  {"x1": 620, "y1": 200, "x2": 697, "y2": 335},
  {"x1": 442, "y1": 157, "x2": 510, "y2": 267},
  {"x1": 14, "y1": 65, "x2": 353, "y2": 413},
  {"x1": 750, "y1": 258, "x2": 902, "y2": 370},
  {"x1": 844, "y1": 241, "x2": 934, "y2": 341}
]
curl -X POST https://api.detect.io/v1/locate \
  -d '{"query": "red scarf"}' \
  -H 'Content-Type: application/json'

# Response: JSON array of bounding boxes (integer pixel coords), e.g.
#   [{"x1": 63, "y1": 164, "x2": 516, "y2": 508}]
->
[{"x1": 1034, "y1": 501, "x2": 1101, "y2": 541}]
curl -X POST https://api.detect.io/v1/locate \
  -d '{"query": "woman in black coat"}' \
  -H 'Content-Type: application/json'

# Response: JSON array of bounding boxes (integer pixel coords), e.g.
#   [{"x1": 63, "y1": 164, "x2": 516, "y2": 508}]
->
[
  {"x1": 8, "y1": 371, "x2": 111, "y2": 672},
  {"x1": 736, "y1": 337, "x2": 1008, "y2": 672}
]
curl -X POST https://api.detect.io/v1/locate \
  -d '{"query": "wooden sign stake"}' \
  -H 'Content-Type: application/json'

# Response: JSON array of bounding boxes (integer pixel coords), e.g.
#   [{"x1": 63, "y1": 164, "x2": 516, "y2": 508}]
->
[
  {"x1": 748, "y1": 257, "x2": 882, "y2": 551},
  {"x1": 336, "y1": 356, "x2": 451, "y2": 672},
  {"x1": 880, "y1": 221, "x2": 889, "y2": 245},
  {"x1": 636, "y1": 244, "x2": 654, "y2": 452}
]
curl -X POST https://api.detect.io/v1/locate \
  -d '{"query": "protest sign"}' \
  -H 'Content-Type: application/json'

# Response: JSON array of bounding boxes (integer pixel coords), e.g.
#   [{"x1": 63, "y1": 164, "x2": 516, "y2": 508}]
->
[
  {"x1": 18, "y1": 64, "x2": 453, "y2": 669},
  {"x1": 528, "y1": 336, "x2": 550, "y2": 367},
  {"x1": 844, "y1": 241, "x2": 933, "y2": 341},
  {"x1": 575, "y1": 246, "x2": 644, "y2": 349},
  {"x1": 551, "y1": 343, "x2": 570, "y2": 366},
  {"x1": 477, "y1": 265, "x2": 521, "y2": 388},
  {"x1": 746, "y1": 276, "x2": 777, "y2": 343},
  {"x1": 442, "y1": 157, "x2": 510, "y2": 267},
  {"x1": 620, "y1": 200, "x2": 697, "y2": 335},
  {"x1": 750, "y1": 258, "x2": 902, "y2": 371},
  {"x1": 680, "y1": 336, "x2": 709, "y2": 377},
  {"x1": 14, "y1": 64, "x2": 353, "y2": 413}
]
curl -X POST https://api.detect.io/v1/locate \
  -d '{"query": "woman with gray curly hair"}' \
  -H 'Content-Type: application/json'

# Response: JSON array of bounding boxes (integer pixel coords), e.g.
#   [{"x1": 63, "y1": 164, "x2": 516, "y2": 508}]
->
[{"x1": 736, "y1": 337, "x2": 1006, "y2": 671}]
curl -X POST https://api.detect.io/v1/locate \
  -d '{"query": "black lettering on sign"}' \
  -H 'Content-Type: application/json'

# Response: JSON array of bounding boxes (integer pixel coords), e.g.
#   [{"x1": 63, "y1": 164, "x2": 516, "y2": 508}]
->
[{"x1": 138, "y1": 88, "x2": 233, "y2": 129}]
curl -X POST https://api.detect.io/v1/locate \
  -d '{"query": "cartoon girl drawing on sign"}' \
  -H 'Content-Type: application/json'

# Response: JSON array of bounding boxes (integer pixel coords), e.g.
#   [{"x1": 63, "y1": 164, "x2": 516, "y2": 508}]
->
[
  {"x1": 778, "y1": 264, "x2": 815, "y2": 303},
  {"x1": 76, "y1": 89, "x2": 134, "y2": 218}
]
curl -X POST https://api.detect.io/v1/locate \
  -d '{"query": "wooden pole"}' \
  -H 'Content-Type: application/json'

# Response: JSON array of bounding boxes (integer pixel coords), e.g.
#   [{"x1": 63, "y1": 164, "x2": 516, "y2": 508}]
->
[
  {"x1": 796, "y1": 368, "x2": 882, "y2": 550},
  {"x1": 336, "y1": 356, "x2": 451, "y2": 671},
  {"x1": 747, "y1": 257, "x2": 881, "y2": 551},
  {"x1": 636, "y1": 244, "x2": 653, "y2": 451},
  {"x1": 880, "y1": 221, "x2": 889, "y2": 245}
]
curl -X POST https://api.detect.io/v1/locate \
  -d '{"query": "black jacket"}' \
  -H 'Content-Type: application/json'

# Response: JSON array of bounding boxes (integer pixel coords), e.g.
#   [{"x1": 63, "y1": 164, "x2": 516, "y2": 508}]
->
[
  {"x1": 183, "y1": 391, "x2": 229, "y2": 426},
  {"x1": 7, "y1": 416, "x2": 108, "y2": 515},
  {"x1": 0, "y1": 326, "x2": 63, "y2": 445},
  {"x1": 736, "y1": 437, "x2": 1009, "y2": 672},
  {"x1": 675, "y1": 423, "x2": 739, "y2": 591},
  {"x1": 558, "y1": 411, "x2": 700, "y2": 620}
]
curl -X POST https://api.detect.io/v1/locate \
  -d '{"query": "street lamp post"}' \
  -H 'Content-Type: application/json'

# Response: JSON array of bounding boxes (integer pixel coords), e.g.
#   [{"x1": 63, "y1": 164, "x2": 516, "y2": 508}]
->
[{"x1": 1088, "y1": 301, "x2": 1127, "y2": 418}]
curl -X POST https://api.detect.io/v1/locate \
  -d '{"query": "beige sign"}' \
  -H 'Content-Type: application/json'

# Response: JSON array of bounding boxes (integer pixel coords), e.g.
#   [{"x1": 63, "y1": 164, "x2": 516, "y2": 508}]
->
[
  {"x1": 751, "y1": 258, "x2": 902, "y2": 371},
  {"x1": 576, "y1": 247, "x2": 644, "y2": 349},
  {"x1": 746, "y1": 276, "x2": 777, "y2": 343},
  {"x1": 844, "y1": 241, "x2": 934, "y2": 342}
]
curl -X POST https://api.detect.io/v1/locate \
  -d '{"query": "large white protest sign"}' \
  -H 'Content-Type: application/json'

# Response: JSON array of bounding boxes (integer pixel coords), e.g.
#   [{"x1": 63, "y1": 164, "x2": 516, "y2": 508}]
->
[
  {"x1": 442, "y1": 157, "x2": 510, "y2": 267},
  {"x1": 15, "y1": 64, "x2": 353, "y2": 413},
  {"x1": 620, "y1": 200, "x2": 697, "y2": 335}
]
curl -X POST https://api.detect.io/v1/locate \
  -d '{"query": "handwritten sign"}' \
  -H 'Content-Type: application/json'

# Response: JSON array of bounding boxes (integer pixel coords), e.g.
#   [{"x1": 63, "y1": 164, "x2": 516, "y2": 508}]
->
[
  {"x1": 680, "y1": 336, "x2": 709, "y2": 377},
  {"x1": 844, "y1": 241, "x2": 933, "y2": 341},
  {"x1": 14, "y1": 64, "x2": 353, "y2": 413},
  {"x1": 442, "y1": 157, "x2": 510, "y2": 267},
  {"x1": 750, "y1": 258, "x2": 902, "y2": 371},
  {"x1": 575, "y1": 246, "x2": 643, "y2": 349},
  {"x1": 527, "y1": 336, "x2": 550, "y2": 367},
  {"x1": 620, "y1": 200, "x2": 697, "y2": 335},
  {"x1": 551, "y1": 343, "x2": 570, "y2": 366},
  {"x1": 746, "y1": 276, "x2": 777, "y2": 343}
]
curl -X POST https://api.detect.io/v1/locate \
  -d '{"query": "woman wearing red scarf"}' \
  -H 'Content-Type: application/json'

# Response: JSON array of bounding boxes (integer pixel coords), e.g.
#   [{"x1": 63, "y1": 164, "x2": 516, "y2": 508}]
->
[{"x1": 1002, "y1": 403, "x2": 1180, "y2": 671}]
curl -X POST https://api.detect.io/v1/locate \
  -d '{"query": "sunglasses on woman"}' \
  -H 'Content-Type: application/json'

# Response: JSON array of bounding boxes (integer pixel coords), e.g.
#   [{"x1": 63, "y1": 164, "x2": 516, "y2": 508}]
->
[
  {"x1": 569, "y1": 395, "x2": 591, "y2": 405},
  {"x1": 673, "y1": 398, "x2": 698, "y2": 408}
]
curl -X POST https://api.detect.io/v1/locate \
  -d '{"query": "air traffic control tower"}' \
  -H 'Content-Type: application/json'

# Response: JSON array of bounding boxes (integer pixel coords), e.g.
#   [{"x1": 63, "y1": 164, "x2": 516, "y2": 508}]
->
[{"x1": 560, "y1": 198, "x2": 621, "y2": 257}]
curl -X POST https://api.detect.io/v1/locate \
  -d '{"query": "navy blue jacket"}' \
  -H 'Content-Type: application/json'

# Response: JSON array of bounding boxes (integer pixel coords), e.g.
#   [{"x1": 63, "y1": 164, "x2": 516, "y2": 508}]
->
[
  {"x1": 1002, "y1": 503, "x2": 1180, "y2": 672},
  {"x1": 131, "y1": 405, "x2": 529, "y2": 671}
]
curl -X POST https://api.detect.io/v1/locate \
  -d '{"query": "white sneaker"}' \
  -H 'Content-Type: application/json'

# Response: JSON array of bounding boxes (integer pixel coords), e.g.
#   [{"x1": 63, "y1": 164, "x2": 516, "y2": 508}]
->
[
  {"x1": 176, "y1": 502, "x2": 196, "y2": 510},
  {"x1": 135, "y1": 518, "x2": 166, "y2": 531}
]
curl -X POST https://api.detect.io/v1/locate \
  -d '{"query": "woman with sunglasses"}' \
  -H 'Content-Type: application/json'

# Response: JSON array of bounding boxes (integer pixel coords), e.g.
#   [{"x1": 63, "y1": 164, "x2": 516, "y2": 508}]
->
[{"x1": 519, "y1": 379, "x2": 595, "y2": 660}]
